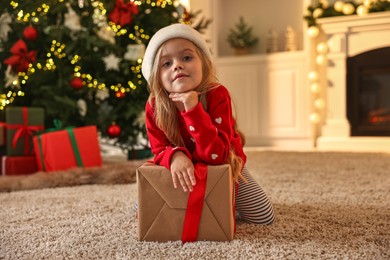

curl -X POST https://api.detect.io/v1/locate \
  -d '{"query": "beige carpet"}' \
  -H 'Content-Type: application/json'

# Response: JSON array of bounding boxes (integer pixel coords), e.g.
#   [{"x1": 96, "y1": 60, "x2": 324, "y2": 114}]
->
[{"x1": 0, "y1": 151, "x2": 389, "y2": 259}]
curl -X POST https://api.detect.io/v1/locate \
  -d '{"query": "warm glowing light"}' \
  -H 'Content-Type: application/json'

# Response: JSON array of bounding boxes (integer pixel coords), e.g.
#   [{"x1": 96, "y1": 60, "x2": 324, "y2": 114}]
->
[
  {"x1": 308, "y1": 26, "x2": 319, "y2": 38},
  {"x1": 314, "y1": 98, "x2": 325, "y2": 110},
  {"x1": 309, "y1": 113, "x2": 321, "y2": 124},
  {"x1": 308, "y1": 71, "x2": 319, "y2": 82},
  {"x1": 316, "y1": 42, "x2": 328, "y2": 54}
]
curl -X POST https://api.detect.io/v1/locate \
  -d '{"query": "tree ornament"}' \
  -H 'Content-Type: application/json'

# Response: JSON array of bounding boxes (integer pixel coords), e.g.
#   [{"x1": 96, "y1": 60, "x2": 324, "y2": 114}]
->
[
  {"x1": 92, "y1": 3, "x2": 107, "y2": 26},
  {"x1": 4, "y1": 65, "x2": 20, "y2": 89},
  {"x1": 77, "y1": 99, "x2": 87, "y2": 116},
  {"x1": 4, "y1": 39, "x2": 37, "y2": 73},
  {"x1": 107, "y1": 123, "x2": 121, "y2": 138},
  {"x1": 109, "y1": 0, "x2": 139, "y2": 26},
  {"x1": 0, "y1": 12, "x2": 12, "y2": 42},
  {"x1": 95, "y1": 88, "x2": 110, "y2": 101},
  {"x1": 70, "y1": 77, "x2": 84, "y2": 89},
  {"x1": 124, "y1": 44, "x2": 146, "y2": 61},
  {"x1": 78, "y1": 0, "x2": 85, "y2": 8},
  {"x1": 96, "y1": 26, "x2": 115, "y2": 44},
  {"x1": 103, "y1": 54, "x2": 121, "y2": 71},
  {"x1": 23, "y1": 25, "x2": 38, "y2": 41},
  {"x1": 64, "y1": 3, "x2": 83, "y2": 32}
]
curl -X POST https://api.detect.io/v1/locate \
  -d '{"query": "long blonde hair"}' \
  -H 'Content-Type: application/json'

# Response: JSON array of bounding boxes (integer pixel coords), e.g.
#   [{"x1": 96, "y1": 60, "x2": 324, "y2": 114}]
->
[{"x1": 147, "y1": 40, "x2": 245, "y2": 182}]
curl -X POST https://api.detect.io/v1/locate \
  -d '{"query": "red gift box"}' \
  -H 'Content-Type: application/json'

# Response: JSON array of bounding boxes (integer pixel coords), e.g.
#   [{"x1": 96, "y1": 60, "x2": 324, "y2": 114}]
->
[
  {"x1": 33, "y1": 125, "x2": 102, "y2": 172},
  {"x1": 1, "y1": 156, "x2": 38, "y2": 176},
  {"x1": 0, "y1": 122, "x2": 6, "y2": 146},
  {"x1": 5, "y1": 106, "x2": 44, "y2": 156}
]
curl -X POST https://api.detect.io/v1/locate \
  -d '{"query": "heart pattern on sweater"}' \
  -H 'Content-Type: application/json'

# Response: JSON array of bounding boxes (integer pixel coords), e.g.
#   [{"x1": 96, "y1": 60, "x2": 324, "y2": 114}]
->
[
  {"x1": 211, "y1": 154, "x2": 218, "y2": 160},
  {"x1": 215, "y1": 117, "x2": 222, "y2": 124}
]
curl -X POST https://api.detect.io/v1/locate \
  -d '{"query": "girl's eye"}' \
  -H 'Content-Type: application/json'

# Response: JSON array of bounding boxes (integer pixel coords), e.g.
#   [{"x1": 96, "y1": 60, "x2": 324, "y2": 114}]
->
[
  {"x1": 183, "y1": 55, "x2": 192, "y2": 62},
  {"x1": 162, "y1": 61, "x2": 171, "y2": 68}
]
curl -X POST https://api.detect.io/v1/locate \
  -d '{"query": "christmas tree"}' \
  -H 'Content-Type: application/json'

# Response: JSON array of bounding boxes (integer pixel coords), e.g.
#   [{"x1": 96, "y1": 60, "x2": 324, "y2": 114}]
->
[
  {"x1": 0, "y1": 0, "x2": 209, "y2": 151},
  {"x1": 227, "y1": 16, "x2": 258, "y2": 50}
]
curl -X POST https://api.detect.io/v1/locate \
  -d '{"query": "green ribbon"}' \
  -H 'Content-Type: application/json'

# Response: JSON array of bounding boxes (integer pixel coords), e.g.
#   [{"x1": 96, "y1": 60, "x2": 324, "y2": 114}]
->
[
  {"x1": 37, "y1": 135, "x2": 46, "y2": 171},
  {"x1": 36, "y1": 120, "x2": 84, "y2": 171},
  {"x1": 66, "y1": 128, "x2": 83, "y2": 167}
]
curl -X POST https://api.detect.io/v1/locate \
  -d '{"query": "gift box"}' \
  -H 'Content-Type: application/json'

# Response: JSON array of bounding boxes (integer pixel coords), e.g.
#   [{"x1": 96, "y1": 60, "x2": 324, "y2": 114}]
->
[
  {"x1": 1, "y1": 156, "x2": 38, "y2": 176},
  {"x1": 33, "y1": 125, "x2": 102, "y2": 172},
  {"x1": 0, "y1": 122, "x2": 6, "y2": 146},
  {"x1": 6, "y1": 107, "x2": 44, "y2": 156},
  {"x1": 128, "y1": 148, "x2": 152, "y2": 160},
  {"x1": 137, "y1": 163, "x2": 234, "y2": 242}
]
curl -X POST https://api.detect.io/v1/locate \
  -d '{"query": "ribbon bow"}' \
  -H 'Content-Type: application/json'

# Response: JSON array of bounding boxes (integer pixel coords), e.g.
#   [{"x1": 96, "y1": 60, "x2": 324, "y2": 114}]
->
[
  {"x1": 109, "y1": 0, "x2": 139, "y2": 26},
  {"x1": 4, "y1": 39, "x2": 37, "y2": 73}
]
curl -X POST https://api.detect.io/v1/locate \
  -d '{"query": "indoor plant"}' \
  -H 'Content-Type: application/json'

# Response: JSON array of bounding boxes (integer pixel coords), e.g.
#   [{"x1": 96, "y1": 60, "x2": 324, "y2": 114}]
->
[{"x1": 227, "y1": 16, "x2": 259, "y2": 55}]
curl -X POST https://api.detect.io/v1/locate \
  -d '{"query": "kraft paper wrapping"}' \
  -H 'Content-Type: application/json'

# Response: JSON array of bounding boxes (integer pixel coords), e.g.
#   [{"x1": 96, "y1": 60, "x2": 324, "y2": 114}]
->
[{"x1": 137, "y1": 164, "x2": 234, "y2": 242}]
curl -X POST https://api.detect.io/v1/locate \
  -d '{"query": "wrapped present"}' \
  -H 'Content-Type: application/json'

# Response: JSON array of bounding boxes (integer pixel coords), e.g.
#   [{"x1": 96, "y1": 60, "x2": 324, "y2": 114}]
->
[
  {"x1": 1, "y1": 156, "x2": 38, "y2": 176},
  {"x1": 0, "y1": 122, "x2": 5, "y2": 146},
  {"x1": 137, "y1": 163, "x2": 234, "y2": 242},
  {"x1": 33, "y1": 125, "x2": 102, "y2": 172},
  {"x1": 6, "y1": 107, "x2": 44, "y2": 156}
]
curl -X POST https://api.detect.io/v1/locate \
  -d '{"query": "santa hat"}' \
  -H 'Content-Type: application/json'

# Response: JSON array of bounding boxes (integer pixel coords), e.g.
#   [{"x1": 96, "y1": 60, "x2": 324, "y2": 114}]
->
[{"x1": 141, "y1": 23, "x2": 211, "y2": 83}]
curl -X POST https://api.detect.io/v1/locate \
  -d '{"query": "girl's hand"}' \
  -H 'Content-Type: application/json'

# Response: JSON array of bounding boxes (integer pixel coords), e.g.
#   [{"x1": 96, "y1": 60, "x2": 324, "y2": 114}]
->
[
  {"x1": 170, "y1": 151, "x2": 196, "y2": 192},
  {"x1": 169, "y1": 91, "x2": 199, "y2": 112}
]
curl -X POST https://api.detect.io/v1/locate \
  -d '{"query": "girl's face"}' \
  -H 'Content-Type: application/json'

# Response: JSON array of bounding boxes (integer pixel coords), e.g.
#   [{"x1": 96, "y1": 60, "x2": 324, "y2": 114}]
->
[{"x1": 158, "y1": 38, "x2": 203, "y2": 94}]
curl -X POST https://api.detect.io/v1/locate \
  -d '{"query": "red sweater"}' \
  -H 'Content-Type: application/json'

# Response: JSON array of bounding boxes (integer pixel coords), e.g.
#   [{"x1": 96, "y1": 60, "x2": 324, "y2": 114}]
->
[{"x1": 145, "y1": 85, "x2": 246, "y2": 170}]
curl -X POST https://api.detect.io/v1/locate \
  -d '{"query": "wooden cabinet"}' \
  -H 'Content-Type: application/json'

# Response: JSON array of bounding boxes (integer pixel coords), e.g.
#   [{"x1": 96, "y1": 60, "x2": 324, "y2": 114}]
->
[{"x1": 216, "y1": 52, "x2": 311, "y2": 147}]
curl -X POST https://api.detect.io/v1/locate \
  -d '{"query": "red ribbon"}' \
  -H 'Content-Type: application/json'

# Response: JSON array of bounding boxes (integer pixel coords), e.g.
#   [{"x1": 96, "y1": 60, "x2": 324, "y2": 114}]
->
[
  {"x1": 109, "y1": 0, "x2": 139, "y2": 26},
  {"x1": 7, "y1": 107, "x2": 43, "y2": 155},
  {"x1": 3, "y1": 39, "x2": 37, "y2": 73},
  {"x1": 181, "y1": 163, "x2": 208, "y2": 243}
]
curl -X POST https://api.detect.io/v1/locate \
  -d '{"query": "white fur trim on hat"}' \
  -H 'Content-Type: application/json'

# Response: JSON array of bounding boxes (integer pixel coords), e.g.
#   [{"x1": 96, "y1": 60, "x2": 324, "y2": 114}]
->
[{"x1": 141, "y1": 23, "x2": 211, "y2": 83}]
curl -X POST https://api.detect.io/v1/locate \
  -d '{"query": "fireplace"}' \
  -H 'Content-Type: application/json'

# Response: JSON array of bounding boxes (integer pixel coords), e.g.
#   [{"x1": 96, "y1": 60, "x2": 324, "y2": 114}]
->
[
  {"x1": 316, "y1": 12, "x2": 390, "y2": 152},
  {"x1": 347, "y1": 47, "x2": 390, "y2": 136}
]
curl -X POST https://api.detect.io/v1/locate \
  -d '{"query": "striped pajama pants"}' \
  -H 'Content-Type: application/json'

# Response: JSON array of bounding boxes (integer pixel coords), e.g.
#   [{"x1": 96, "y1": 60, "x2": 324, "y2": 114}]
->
[{"x1": 235, "y1": 167, "x2": 275, "y2": 225}]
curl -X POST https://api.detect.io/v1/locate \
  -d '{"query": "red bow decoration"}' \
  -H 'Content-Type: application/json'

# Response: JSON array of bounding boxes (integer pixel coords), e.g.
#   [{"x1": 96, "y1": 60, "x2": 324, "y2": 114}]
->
[
  {"x1": 109, "y1": 0, "x2": 139, "y2": 26},
  {"x1": 4, "y1": 39, "x2": 37, "y2": 73}
]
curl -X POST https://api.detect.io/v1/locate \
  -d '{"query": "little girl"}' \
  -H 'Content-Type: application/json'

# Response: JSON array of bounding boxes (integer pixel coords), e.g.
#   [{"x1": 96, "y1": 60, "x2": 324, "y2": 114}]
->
[{"x1": 141, "y1": 23, "x2": 275, "y2": 225}]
